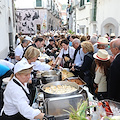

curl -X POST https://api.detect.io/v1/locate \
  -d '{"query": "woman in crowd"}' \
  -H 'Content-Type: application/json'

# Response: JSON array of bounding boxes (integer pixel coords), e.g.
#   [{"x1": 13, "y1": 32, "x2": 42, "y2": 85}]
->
[
  {"x1": 93, "y1": 49, "x2": 110, "y2": 100},
  {"x1": 1, "y1": 60, "x2": 44, "y2": 120},
  {"x1": 54, "y1": 39, "x2": 75, "y2": 68},
  {"x1": 23, "y1": 46, "x2": 53, "y2": 71},
  {"x1": 71, "y1": 41, "x2": 94, "y2": 93}
]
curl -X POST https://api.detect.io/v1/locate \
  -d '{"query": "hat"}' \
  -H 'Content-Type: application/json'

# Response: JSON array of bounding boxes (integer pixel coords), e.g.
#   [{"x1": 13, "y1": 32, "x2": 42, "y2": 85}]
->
[
  {"x1": 97, "y1": 37, "x2": 109, "y2": 44},
  {"x1": 25, "y1": 36, "x2": 33, "y2": 42},
  {"x1": 93, "y1": 49, "x2": 110, "y2": 61},
  {"x1": 110, "y1": 33, "x2": 115, "y2": 37},
  {"x1": 14, "y1": 60, "x2": 33, "y2": 74}
]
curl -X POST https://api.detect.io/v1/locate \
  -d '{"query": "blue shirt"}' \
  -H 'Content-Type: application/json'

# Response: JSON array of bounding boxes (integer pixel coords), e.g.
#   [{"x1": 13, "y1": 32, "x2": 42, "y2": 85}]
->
[
  {"x1": 69, "y1": 41, "x2": 72, "y2": 46},
  {"x1": 0, "y1": 64, "x2": 10, "y2": 77}
]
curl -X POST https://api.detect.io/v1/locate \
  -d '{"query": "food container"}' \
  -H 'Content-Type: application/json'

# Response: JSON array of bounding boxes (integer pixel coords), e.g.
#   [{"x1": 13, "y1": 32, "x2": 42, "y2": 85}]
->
[
  {"x1": 44, "y1": 92, "x2": 87, "y2": 119},
  {"x1": 66, "y1": 77, "x2": 86, "y2": 87},
  {"x1": 40, "y1": 81, "x2": 82, "y2": 98},
  {"x1": 41, "y1": 70, "x2": 61, "y2": 84}
]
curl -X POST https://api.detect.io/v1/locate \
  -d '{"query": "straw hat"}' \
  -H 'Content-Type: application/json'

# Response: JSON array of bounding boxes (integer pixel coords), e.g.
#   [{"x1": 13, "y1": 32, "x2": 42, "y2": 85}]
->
[
  {"x1": 97, "y1": 37, "x2": 109, "y2": 44},
  {"x1": 110, "y1": 33, "x2": 115, "y2": 37},
  {"x1": 93, "y1": 49, "x2": 110, "y2": 61}
]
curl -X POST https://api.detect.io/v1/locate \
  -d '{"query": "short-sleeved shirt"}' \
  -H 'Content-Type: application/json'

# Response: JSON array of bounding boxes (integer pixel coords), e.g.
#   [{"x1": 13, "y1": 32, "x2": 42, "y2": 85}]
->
[{"x1": 15, "y1": 44, "x2": 24, "y2": 59}]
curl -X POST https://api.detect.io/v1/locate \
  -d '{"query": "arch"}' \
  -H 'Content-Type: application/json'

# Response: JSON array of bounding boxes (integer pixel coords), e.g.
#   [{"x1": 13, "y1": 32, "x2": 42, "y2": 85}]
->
[{"x1": 101, "y1": 17, "x2": 119, "y2": 36}]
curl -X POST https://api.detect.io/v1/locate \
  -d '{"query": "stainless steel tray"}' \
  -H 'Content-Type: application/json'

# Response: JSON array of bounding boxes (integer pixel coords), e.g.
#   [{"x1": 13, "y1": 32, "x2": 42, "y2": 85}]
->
[
  {"x1": 44, "y1": 94, "x2": 87, "y2": 118},
  {"x1": 66, "y1": 77, "x2": 86, "y2": 87}
]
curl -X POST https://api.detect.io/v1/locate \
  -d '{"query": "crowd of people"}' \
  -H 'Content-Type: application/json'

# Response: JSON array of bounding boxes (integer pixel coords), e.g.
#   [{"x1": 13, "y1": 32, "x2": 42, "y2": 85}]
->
[{"x1": 0, "y1": 30, "x2": 120, "y2": 119}]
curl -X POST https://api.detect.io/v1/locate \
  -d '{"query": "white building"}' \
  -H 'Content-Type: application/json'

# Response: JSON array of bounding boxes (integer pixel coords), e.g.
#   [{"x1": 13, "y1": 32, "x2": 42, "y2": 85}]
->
[
  {"x1": 0, "y1": 0, "x2": 15, "y2": 59},
  {"x1": 96, "y1": 0, "x2": 120, "y2": 37},
  {"x1": 15, "y1": 0, "x2": 61, "y2": 34},
  {"x1": 70, "y1": 0, "x2": 120, "y2": 37}
]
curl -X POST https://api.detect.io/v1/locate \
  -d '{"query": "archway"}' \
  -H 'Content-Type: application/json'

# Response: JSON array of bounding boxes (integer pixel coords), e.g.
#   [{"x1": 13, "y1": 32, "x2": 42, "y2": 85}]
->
[{"x1": 101, "y1": 17, "x2": 119, "y2": 36}]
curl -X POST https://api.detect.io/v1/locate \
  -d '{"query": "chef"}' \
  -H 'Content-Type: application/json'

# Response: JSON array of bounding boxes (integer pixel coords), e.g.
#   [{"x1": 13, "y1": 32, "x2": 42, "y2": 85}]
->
[
  {"x1": 23, "y1": 46, "x2": 53, "y2": 71},
  {"x1": 1, "y1": 60, "x2": 44, "y2": 120},
  {"x1": 54, "y1": 39, "x2": 75, "y2": 68}
]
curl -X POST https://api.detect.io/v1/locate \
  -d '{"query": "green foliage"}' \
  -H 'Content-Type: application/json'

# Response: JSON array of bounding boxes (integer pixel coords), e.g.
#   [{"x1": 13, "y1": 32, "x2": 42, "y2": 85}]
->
[
  {"x1": 64, "y1": 100, "x2": 94, "y2": 120},
  {"x1": 68, "y1": 30, "x2": 75, "y2": 35}
]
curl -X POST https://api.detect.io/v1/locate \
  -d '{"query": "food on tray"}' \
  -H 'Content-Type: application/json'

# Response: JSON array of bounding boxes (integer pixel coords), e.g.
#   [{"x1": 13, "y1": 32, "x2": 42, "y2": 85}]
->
[
  {"x1": 44, "y1": 85, "x2": 77, "y2": 94},
  {"x1": 68, "y1": 78, "x2": 85, "y2": 85},
  {"x1": 61, "y1": 70, "x2": 74, "y2": 80},
  {"x1": 64, "y1": 56, "x2": 70, "y2": 62}
]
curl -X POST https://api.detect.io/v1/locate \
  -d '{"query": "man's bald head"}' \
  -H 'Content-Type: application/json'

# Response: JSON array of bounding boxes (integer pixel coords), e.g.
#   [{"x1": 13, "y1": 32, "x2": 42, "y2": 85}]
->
[{"x1": 110, "y1": 38, "x2": 120, "y2": 56}]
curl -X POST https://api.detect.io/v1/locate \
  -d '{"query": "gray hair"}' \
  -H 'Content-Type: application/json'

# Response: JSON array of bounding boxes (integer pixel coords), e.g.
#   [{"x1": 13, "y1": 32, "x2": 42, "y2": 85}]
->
[
  {"x1": 90, "y1": 36, "x2": 97, "y2": 44},
  {"x1": 72, "y1": 38, "x2": 80, "y2": 44}
]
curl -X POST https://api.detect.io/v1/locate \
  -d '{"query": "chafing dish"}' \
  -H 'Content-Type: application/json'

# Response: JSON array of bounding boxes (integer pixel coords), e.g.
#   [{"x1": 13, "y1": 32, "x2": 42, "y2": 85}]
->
[
  {"x1": 41, "y1": 70, "x2": 61, "y2": 84},
  {"x1": 40, "y1": 81, "x2": 80, "y2": 98},
  {"x1": 37, "y1": 81, "x2": 88, "y2": 120},
  {"x1": 43, "y1": 90, "x2": 88, "y2": 119}
]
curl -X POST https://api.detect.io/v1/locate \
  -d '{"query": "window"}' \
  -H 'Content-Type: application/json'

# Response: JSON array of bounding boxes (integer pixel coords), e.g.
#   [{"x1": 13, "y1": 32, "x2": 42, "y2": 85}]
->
[
  {"x1": 36, "y1": 0, "x2": 42, "y2": 7},
  {"x1": 80, "y1": 0, "x2": 85, "y2": 7}
]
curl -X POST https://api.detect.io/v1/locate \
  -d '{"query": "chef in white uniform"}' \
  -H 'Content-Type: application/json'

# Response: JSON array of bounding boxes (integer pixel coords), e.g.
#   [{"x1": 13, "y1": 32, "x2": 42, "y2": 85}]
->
[{"x1": 1, "y1": 60, "x2": 44, "y2": 120}]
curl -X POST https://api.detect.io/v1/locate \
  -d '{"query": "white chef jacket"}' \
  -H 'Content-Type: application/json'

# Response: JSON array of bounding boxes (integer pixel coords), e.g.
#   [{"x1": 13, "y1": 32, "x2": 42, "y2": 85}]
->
[
  {"x1": 58, "y1": 46, "x2": 75, "y2": 59},
  {"x1": 22, "y1": 57, "x2": 51, "y2": 71},
  {"x1": 2, "y1": 76, "x2": 40, "y2": 120},
  {"x1": 0, "y1": 59, "x2": 14, "y2": 69},
  {"x1": 15, "y1": 44, "x2": 24, "y2": 60},
  {"x1": 74, "y1": 48, "x2": 84, "y2": 66}
]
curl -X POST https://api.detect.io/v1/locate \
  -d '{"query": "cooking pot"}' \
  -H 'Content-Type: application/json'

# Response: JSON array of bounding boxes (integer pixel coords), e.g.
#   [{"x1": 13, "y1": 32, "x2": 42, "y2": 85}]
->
[
  {"x1": 41, "y1": 70, "x2": 61, "y2": 84},
  {"x1": 40, "y1": 81, "x2": 82, "y2": 98}
]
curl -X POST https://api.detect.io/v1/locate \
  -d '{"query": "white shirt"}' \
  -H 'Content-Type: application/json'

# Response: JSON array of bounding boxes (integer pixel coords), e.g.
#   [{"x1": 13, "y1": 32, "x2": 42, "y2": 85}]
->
[
  {"x1": 22, "y1": 57, "x2": 51, "y2": 71},
  {"x1": 2, "y1": 76, "x2": 40, "y2": 119},
  {"x1": 0, "y1": 59, "x2": 14, "y2": 69},
  {"x1": 17, "y1": 38, "x2": 20, "y2": 45},
  {"x1": 15, "y1": 44, "x2": 24, "y2": 59},
  {"x1": 58, "y1": 46, "x2": 75, "y2": 59},
  {"x1": 74, "y1": 48, "x2": 84, "y2": 66}
]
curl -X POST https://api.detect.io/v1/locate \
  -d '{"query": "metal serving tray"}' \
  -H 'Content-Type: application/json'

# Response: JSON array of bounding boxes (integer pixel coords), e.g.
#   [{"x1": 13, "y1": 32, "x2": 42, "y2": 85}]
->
[
  {"x1": 44, "y1": 93, "x2": 87, "y2": 119},
  {"x1": 66, "y1": 77, "x2": 86, "y2": 87}
]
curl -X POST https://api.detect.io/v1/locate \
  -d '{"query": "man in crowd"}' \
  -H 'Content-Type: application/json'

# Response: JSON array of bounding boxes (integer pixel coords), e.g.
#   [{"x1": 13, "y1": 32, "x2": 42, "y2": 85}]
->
[
  {"x1": 15, "y1": 38, "x2": 30, "y2": 62},
  {"x1": 70, "y1": 38, "x2": 84, "y2": 76},
  {"x1": 108, "y1": 38, "x2": 120, "y2": 102}
]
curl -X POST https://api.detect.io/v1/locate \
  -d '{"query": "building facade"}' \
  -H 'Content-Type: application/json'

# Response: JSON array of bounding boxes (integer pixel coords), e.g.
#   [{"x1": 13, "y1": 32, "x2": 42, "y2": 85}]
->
[
  {"x1": 0, "y1": 0, "x2": 15, "y2": 59},
  {"x1": 69, "y1": 0, "x2": 120, "y2": 37},
  {"x1": 15, "y1": 0, "x2": 61, "y2": 34}
]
